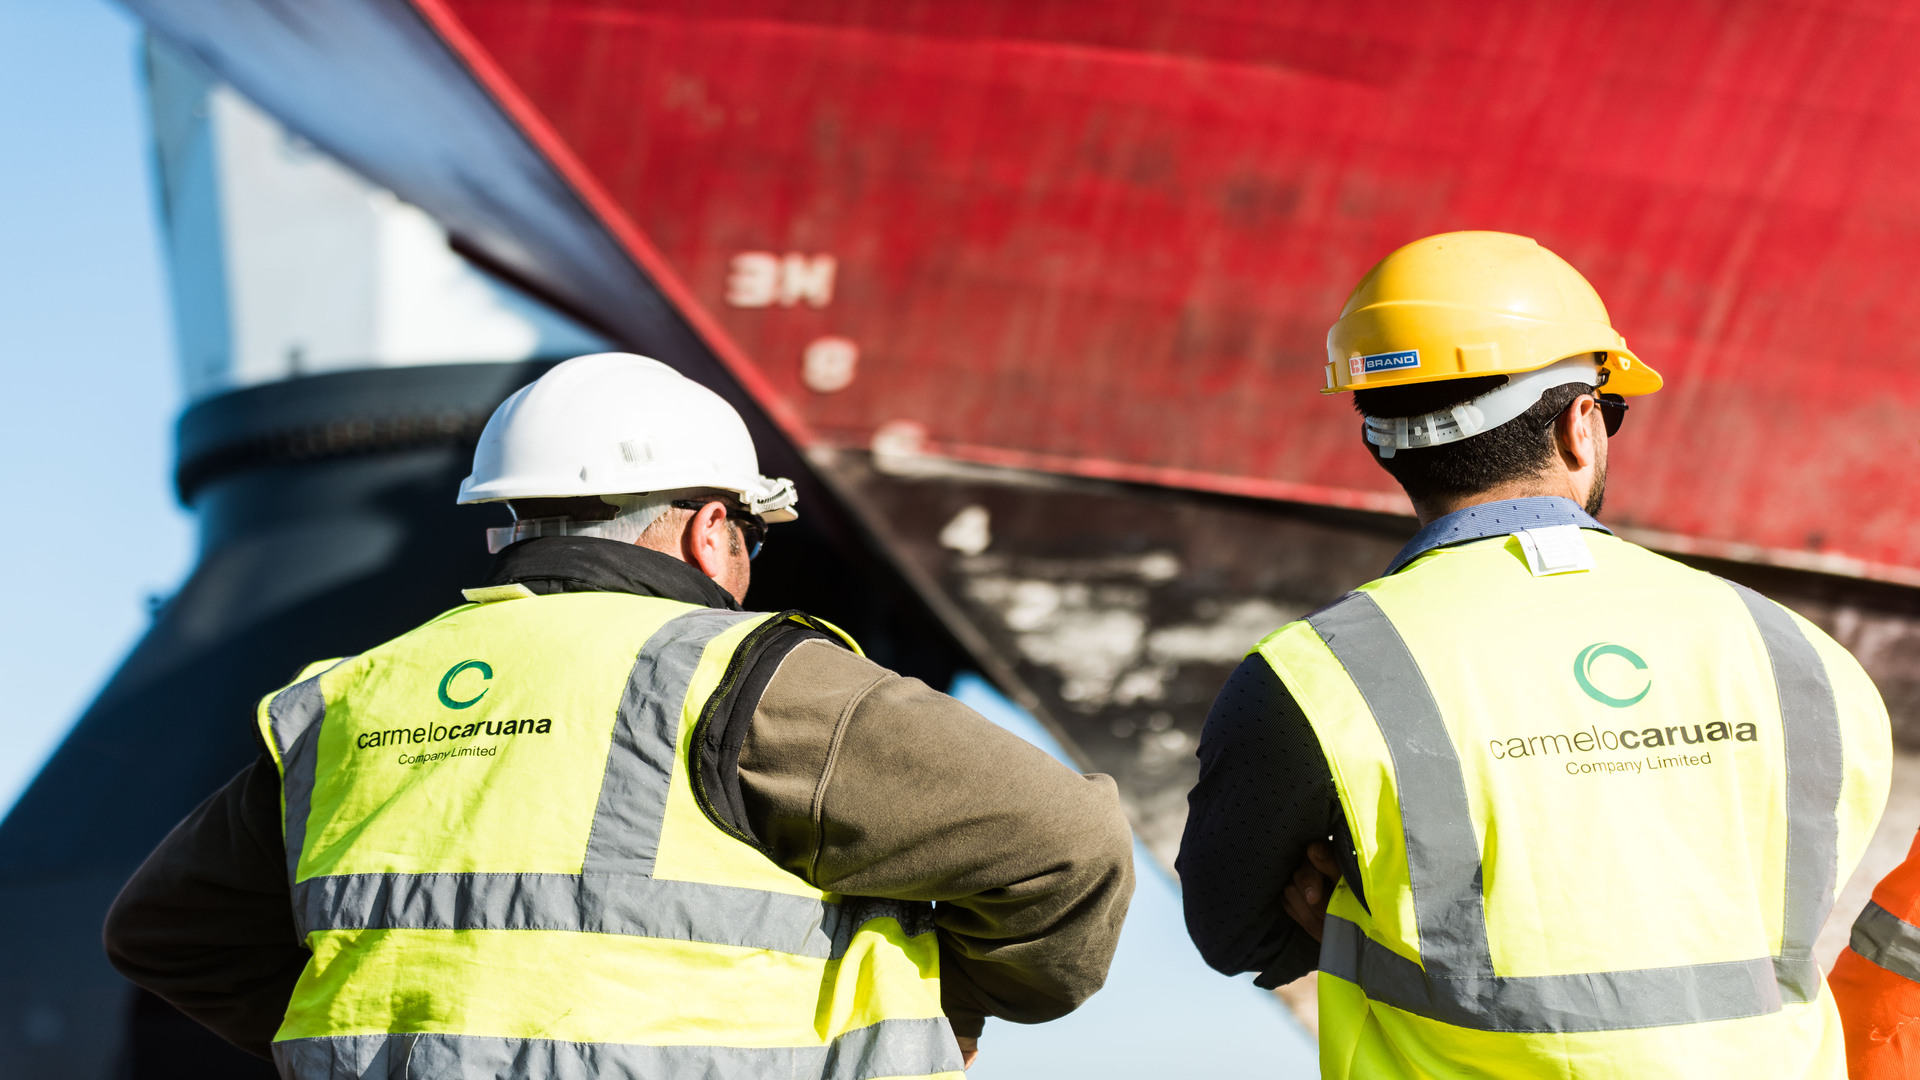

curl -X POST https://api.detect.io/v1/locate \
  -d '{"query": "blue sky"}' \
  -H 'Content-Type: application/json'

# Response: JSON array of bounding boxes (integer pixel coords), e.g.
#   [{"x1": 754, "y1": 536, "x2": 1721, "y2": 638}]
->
[
  {"x1": 952, "y1": 675, "x2": 1316, "y2": 1076},
  {"x1": 0, "y1": 0, "x2": 192, "y2": 815},
  {"x1": 0, "y1": 1, "x2": 1316, "y2": 1073}
]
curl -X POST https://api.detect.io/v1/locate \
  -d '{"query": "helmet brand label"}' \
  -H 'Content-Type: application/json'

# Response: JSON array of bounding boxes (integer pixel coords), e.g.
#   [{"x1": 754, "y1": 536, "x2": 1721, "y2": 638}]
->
[{"x1": 1358, "y1": 349, "x2": 1421, "y2": 375}]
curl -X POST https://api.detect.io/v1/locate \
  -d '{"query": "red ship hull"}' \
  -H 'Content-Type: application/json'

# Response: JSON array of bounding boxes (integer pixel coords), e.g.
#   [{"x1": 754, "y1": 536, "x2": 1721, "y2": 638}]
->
[
  {"x1": 122, "y1": 0, "x2": 1920, "y2": 841},
  {"x1": 432, "y1": 0, "x2": 1920, "y2": 581}
]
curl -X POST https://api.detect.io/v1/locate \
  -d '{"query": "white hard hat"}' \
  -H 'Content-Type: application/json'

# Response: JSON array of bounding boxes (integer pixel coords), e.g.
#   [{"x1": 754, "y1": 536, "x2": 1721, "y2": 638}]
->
[{"x1": 458, "y1": 352, "x2": 798, "y2": 521}]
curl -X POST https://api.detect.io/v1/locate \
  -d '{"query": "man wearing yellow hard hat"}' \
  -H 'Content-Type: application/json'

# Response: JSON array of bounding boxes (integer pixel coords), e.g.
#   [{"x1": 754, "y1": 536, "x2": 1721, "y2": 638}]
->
[{"x1": 1178, "y1": 232, "x2": 1891, "y2": 1077}]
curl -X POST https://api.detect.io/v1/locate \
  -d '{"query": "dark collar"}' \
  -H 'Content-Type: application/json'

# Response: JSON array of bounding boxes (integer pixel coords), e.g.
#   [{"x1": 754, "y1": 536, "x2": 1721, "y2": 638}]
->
[
  {"x1": 1386, "y1": 496, "x2": 1611, "y2": 575},
  {"x1": 482, "y1": 536, "x2": 741, "y2": 610}
]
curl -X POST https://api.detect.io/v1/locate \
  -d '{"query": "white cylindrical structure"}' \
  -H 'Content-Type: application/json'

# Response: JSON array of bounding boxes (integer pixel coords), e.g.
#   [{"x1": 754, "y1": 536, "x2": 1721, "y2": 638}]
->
[{"x1": 145, "y1": 40, "x2": 603, "y2": 403}]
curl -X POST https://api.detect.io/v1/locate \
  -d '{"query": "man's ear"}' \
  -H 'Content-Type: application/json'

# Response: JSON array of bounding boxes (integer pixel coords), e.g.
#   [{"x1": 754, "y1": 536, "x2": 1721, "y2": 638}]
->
[
  {"x1": 681, "y1": 500, "x2": 733, "y2": 581},
  {"x1": 1556, "y1": 394, "x2": 1600, "y2": 471}
]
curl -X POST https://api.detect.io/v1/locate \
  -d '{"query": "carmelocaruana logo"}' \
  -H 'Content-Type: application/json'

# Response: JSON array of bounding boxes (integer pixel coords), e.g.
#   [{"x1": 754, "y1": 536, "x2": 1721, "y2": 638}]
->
[
  {"x1": 346, "y1": 658, "x2": 555, "y2": 765},
  {"x1": 1491, "y1": 644, "x2": 1761, "y2": 776},
  {"x1": 438, "y1": 659, "x2": 492, "y2": 709},
  {"x1": 1573, "y1": 642, "x2": 1650, "y2": 707},
  {"x1": 1489, "y1": 719, "x2": 1757, "y2": 761},
  {"x1": 357, "y1": 716, "x2": 552, "y2": 751}
]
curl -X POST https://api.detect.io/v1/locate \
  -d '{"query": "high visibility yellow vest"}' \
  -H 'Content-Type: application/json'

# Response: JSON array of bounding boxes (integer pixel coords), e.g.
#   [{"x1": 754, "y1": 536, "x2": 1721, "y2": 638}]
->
[
  {"x1": 255, "y1": 588, "x2": 963, "y2": 1079},
  {"x1": 1255, "y1": 531, "x2": 1890, "y2": 1079}
]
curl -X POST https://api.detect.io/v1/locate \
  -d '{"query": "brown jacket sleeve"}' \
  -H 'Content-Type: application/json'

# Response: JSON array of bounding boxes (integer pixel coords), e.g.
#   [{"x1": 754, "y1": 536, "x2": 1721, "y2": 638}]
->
[
  {"x1": 738, "y1": 639, "x2": 1136, "y2": 1039},
  {"x1": 102, "y1": 752, "x2": 304, "y2": 1060}
]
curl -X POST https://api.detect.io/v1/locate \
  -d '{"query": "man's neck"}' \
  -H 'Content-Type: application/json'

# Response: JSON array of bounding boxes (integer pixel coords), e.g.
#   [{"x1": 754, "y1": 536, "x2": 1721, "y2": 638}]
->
[
  {"x1": 1412, "y1": 478, "x2": 1570, "y2": 528},
  {"x1": 481, "y1": 535, "x2": 741, "y2": 610}
]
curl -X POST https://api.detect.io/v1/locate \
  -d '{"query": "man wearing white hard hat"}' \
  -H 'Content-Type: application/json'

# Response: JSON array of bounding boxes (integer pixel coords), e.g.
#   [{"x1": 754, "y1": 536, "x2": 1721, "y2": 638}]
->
[{"x1": 105, "y1": 353, "x2": 1135, "y2": 1078}]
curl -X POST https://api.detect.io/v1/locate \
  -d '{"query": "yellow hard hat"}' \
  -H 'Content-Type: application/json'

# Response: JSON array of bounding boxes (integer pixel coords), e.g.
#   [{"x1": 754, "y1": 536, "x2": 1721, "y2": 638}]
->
[{"x1": 1323, "y1": 231, "x2": 1661, "y2": 397}]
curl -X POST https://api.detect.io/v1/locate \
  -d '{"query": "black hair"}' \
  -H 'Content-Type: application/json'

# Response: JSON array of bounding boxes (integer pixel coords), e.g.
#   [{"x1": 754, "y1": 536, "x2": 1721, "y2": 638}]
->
[{"x1": 1352, "y1": 375, "x2": 1591, "y2": 503}]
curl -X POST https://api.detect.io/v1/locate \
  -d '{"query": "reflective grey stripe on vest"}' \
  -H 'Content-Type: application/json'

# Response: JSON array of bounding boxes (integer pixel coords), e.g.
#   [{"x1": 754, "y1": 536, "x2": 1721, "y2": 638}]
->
[
  {"x1": 1851, "y1": 900, "x2": 1920, "y2": 984},
  {"x1": 267, "y1": 664, "x2": 349, "y2": 883},
  {"x1": 1727, "y1": 579, "x2": 1845, "y2": 999},
  {"x1": 289, "y1": 872, "x2": 934, "y2": 959},
  {"x1": 272, "y1": 1016, "x2": 964, "y2": 1080},
  {"x1": 1306, "y1": 584, "x2": 1842, "y2": 1032},
  {"x1": 584, "y1": 607, "x2": 756, "y2": 875},
  {"x1": 1320, "y1": 915, "x2": 1782, "y2": 1032},
  {"x1": 270, "y1": 607, "x2": 933, "y2": 957}
]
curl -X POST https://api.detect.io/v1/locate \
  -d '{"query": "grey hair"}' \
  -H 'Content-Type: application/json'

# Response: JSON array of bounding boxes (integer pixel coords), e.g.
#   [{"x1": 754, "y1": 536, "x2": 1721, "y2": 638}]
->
[{"x1": 486, "y1": 492, "x2": 683, "y2": 554}]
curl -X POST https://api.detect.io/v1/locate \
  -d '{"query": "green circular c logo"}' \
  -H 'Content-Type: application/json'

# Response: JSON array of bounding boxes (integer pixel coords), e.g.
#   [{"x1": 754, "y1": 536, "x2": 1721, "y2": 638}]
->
[
  {"x1": 1574, "y1": 643, "x2": 1649, "y2": 708},
  {"x1": 438, "y1": 659, "x2": 493, "y2": 709}
]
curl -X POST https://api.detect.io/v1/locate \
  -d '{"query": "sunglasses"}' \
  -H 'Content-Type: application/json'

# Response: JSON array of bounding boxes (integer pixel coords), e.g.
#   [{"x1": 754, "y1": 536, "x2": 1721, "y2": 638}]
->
[
  {"x1": 671, "y1": 498, "x2": 768, "y2": 559},
  {"x1": 1592, "y1": 392, "x2": 1628, "y2": 437}
]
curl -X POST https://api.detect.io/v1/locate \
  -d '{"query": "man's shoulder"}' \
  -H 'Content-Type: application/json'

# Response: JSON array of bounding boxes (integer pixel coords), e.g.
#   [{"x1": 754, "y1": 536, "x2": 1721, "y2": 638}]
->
[
  {"x1": 1368, "y1": 529, "x2": 1722, "y2": 597},
  {"x1": 1586, "y1": 531, "x2": 1719, "y2": 578},
  {"x1": 754, "y1": 630, "x2": 890, "y2": 707}
]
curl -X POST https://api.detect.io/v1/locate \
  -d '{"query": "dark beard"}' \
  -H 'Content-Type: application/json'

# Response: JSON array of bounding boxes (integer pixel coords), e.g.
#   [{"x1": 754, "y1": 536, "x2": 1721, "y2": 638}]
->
[{"x1": 1584, "y1": 463, "x2": 1608, "y2": 517}]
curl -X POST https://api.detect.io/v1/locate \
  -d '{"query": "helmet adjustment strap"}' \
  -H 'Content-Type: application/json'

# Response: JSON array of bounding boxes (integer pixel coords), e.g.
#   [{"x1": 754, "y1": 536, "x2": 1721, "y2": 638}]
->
[{"x1": 1364, "y1": 356, "x2": 1600, "y2": 458}]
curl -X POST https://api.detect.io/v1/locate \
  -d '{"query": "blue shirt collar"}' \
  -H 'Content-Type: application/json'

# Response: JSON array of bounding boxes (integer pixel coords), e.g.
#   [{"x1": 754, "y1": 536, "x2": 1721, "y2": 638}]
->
[{"x1": 1386, "y1": 496, "x2": 1610, "y2": 575}]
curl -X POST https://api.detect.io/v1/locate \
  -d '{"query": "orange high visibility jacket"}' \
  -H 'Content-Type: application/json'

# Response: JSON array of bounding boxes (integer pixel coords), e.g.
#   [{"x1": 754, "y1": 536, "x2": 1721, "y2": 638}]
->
[{"x1": 1832, "y1": 830, "x2": 1920, "y2": 1078}]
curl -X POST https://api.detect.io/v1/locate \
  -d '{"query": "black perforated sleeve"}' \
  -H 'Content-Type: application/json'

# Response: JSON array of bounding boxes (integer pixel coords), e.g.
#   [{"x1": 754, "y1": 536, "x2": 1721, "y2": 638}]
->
[
  {"x1": 688, "y1": 617, "x2": 838, "y2": 846},
  {"x1": 1177, "y1": 656, "x2": 1360, "y2": 989}
]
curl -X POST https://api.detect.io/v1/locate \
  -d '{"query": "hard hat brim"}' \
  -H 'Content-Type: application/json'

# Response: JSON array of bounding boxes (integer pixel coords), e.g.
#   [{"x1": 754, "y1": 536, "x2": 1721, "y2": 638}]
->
[
  {"x1": 1597, "y1": 350, "x2": 1661, "y2": 396},
  {"x1": 1322, "y1": 346, "x2": 1662, "y2": 398},
  {"x1": 1323, "y1": 301, "x2": 1662, "y2": 397}
]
